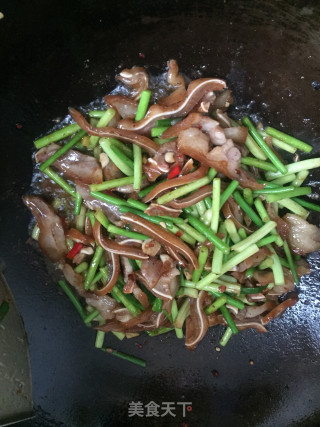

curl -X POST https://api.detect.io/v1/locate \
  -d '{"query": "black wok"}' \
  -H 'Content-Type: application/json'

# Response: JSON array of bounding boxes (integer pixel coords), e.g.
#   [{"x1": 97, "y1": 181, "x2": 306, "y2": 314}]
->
[{"x1": 1, "y1": 1, "x2": 320, "y2": 426}]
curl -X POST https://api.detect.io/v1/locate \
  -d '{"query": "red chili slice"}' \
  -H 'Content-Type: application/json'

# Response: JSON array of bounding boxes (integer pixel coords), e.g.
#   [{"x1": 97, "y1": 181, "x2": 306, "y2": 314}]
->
[
  {"x1": 168, "y1": 164, "x2": 181, "y2": 179},
  {"x1": 66, "y1": 242, "x2": 83, "y2": 259}
]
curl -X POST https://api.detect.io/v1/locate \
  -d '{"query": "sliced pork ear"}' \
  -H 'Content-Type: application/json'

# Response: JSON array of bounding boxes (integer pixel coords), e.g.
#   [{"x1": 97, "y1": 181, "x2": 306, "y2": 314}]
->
[
  {"x1": 85, "y1": 215, "x2": 93, "y2": 237},
  {"x1": 137, "y1": 258, "x2": 162, "y2": 288},
  {"x1": 95, "y1": 252, "x2": 120, "y2": 296},
  {"x1": 142, "y1": 239, "x2": 161, "y2": 256},
  {"x1": 238, "y1": 247, "x2": 272, "y2": 272},
  {"x1": 114, "y1": 178, "x2": 149, "y2": 194},
  {"x1": 143, "y1": 163, "x2": 208, "y2": 203},
  {"x1": 76, "y1": 182, "x2": 122, "y2": 224},
  {"x1": 138, "y1": 256, "x2": 180, "y2": 301},
  {"x1": 143, "y1": 158, "x2": 167, "y2": 182},
  {"x1": 222, "y1": 197, "x2": 253, "y2": 234},
  {"x1": 155, "y1": 269, "x2": 180, "y2": 301},
  {"x1": 185, "y1": 291, "x2": 209, "y2": 350},
  {"x1": 224, "y1": 127, "x2": 248, "y2": 145},
  {"x1": 266, "y1": 203, "x2": 290, "y2": 240},
  {"x1": 85, "y1": 293, "x2": 119, "y2": 320},
  {"x1": 157, "y1": 59, "x2": 187, "y2": 106},
  {"x1": 196, "y1": 90, "x2": 216, "y2": 113},
  {"x1": 120, "y1": 256, "x2": 133, "y2": 282},
  {"x1": 253, "y1": 267, "x2": 296, "y2": 295},
  {"x1": 123, "y1": 276, "x2": 135, "y2": 294},
  {"x1": 35, "y1": 143, "x2": 60, "y2": 163},
  {"x1": 177, "y1": 127, "x2": 263, "y2": 191},
  {"x1": 121, "y1": 212, "x2": 199, "y2": 269},
  {"x1": 157, "y1": 88, "x2": 186, "y2": 107},
  {"x1": 62, "y1": 264, "x2": 115, "y2": 317},
  {"x1": 162, "y1": 299, "x2": 173, "y2": 316},
  {"x1": 23, "y1": 196, "x2": 67, "y2": 262},
  {"x1": 63, "y1": 264, "x2": 86, "y2": 294},
  {"x1": 207, "y1": 312, "x2": 225, "y2": 327},
  {"x1": 132, "y1": 283, "x2": 150, "y2": 308},
  {"x1": 65, "y1": 228, "x2": 95, "y2": 246},
  {"x1": 96, "y1": 307, "x2": 169, "y2": 333},
  {"x1": 166, "y1": 59, "x2": 186, "y2": 88},
  {"x1": 63, "y1": 262, "x2": 118, "y2": 319},
  {"x1": 180, "y1": 158, "x2": 194, "y2": 175},
  {"x1": 93, "y1": 221, "x2": 148, "y2": 261},
  {"x1": 95, "y1": 319, "x2": 125, "y2": 333},
  {"x1": 296, "y1": 259, "x2": 311, "y2": 276},
  {"x1": 104, "y1": 95, "x2": 138, "y2": 119},
  {"x1": 169, "y1": 185, "x2": 213, "y2": 209},
  {"x1": 121, "y1": 307, "x2": 154, "y2": 330},
  {"x1": 283, "y1": 213, "x2": 320, "y2": 255},
  {"x1": 99, "y1": 152, "x2": 124, "y2": 181},
  {"x1": 55, "y1": 151, "x2": 103, "y2": 184},
  {"x1": 234, "y1": 321, "x2": 267, "y2": 333},
  {"x1": 116, "y1": 66, "x2": 149, "y2": 100},
  {"x1": 36, "y1": 145, "x2": 103, "y2": 185},
  {"x1": 114, "y1": 308, "x2": 133, "y2": 323},
  {"x1": 261, "y1": 294, "x2": 299, "y2": 326},
  {"x1": 127, "y1": 311, "x2": 170, "y2": 332},
  {"x1": 210, "y1": 89, "x2": 234, "y2": 111},
  {"x1": 231, "y1": 271, "x2": 247, "y2": 284},
  {"x1": 244, "y1": 301, "x2": 277, "y2": 318},
  {"x1": 266, "y1": 263, "x2": 309, "y2": 298},
  {"x1": 145, "y1": 204, "x2": 182, "y2": 218},
  {"x1": 162, "y1": 112, "x2": 226, "y2": 145},
  {"x1": 224, "y1": 308, "x2": 266, "y2": 332},
  {"x1": 213, "y1": 109, "x2": 233, "y2": 128},
  {"x1": 143, "y1": 140, "x2": 184, "y2": 182}
]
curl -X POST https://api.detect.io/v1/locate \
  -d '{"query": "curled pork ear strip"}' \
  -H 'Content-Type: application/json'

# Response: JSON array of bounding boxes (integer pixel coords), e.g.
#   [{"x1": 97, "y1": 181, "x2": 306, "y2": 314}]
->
[
  {"x1": 69, "y1": 107, "x2": 158, "y2": 155},
  {"x1": 169, "y1": 185, "x2": 213, "y2": 209},
  {"x1": 117, "y1": 78, "x2": 227, "y2": 134},
  {"x1": 95, "y1": 252, "x2": 120, "y2": 296},
  {"x1": 185, "y1": 291, "x2": 209, "y2": 350},
  {"x1": 116, "y1": 66, "x2": 149, "y2": 101},
  {"x1": 143, "y1": 164, "x2": 208, "y2": 203},
  {"x1": 93, "y1": 221, "x2": 149, "y2": 260},
  {"x1": 120, "y1": 212, "x2": 199, "y2": 269}
]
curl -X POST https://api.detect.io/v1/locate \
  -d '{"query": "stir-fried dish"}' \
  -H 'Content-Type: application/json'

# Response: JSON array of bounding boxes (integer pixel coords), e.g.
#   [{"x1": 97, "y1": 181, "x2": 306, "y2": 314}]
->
[{"x1": 24, "y1": 60, "x2": 320, "y2": 363}]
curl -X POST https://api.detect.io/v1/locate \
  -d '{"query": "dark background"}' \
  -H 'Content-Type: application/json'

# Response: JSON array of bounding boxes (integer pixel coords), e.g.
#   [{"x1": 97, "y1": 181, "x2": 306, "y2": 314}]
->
[{"x1": 1, "y1": 1, "x2": 320, "y2": 426}]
